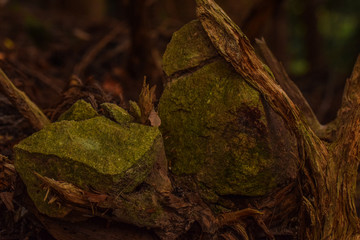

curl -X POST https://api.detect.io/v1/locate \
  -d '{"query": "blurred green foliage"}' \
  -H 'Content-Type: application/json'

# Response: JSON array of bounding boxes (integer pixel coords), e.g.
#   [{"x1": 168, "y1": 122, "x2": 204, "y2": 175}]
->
[{"x1": 287, "y1": 0, "x2": 360, "y2": 77}]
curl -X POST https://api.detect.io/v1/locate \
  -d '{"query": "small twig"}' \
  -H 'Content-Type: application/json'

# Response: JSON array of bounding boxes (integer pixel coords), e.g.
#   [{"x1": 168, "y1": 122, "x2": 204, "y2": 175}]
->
[
  {"x1": 0, "y1": 68, "x2": 50, "y2": 130},
  {"x1": 73, "y1": 25, "x2": 124, "y2": 76}
]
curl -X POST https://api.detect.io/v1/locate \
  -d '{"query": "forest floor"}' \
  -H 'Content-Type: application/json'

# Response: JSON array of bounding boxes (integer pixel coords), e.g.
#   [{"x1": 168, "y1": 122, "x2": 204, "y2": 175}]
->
[{"x1": 0, "y1": 3, "x2": 168, "y2": 239}]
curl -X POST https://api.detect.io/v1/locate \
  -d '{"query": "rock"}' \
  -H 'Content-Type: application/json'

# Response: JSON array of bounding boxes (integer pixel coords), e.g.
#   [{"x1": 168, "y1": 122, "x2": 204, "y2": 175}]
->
[
  {"x1": 162, "y1": 19, "x2": 218, "y2": 76},
  {"x1": 101, "y1": 102, "x2": 134, "y2": 124},
  {"x1": 57, "y1": 99, "x2": 98, "y2": 121},
  {"x1": 158, "y1": 20, "x2": 298, "y2": 197},
  {"x1": 129, "y1": 100, "x2": 141, "y2": 121},
  {"x1": 14, "y1": 109, "x2": 163, "y2": 218}
]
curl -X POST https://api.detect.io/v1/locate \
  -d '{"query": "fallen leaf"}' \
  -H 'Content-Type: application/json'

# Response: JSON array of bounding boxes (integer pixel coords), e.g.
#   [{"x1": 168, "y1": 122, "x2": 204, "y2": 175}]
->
[{"x1": 149, "y1": 109, "x2": 161, "y2": 127}]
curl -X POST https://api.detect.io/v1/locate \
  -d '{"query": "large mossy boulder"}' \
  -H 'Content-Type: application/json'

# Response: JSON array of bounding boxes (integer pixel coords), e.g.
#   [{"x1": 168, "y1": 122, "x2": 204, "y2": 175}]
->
[
  {"x1": 158, "y1": 20, "x2": 298, "y2": 197},
  {"x1": 14, "y1": 101, "x2": 164, "y2": 218}
]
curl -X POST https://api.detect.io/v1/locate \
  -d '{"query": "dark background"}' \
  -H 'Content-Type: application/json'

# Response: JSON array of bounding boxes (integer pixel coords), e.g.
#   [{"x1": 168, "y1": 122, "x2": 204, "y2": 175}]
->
[{"x1": 1, "y1": 0, "x2": 359, "y2": 123}]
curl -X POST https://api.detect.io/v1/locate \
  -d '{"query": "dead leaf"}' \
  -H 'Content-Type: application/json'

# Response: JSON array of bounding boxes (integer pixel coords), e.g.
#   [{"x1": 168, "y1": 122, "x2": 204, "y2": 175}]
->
[{"x1": 148, "y1": 109, "x2": 161, "y2": 127}]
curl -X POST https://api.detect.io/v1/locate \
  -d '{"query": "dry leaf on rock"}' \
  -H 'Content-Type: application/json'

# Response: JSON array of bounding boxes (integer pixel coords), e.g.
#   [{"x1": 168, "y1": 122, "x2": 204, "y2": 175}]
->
[{"x1": 149, "y1": 109, "x2": 161, "y2": 127}]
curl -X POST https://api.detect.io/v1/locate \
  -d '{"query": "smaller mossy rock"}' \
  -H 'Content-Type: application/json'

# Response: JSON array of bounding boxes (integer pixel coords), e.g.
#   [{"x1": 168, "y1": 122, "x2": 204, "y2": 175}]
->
[
  {"x1": 57, "y1": 99, "x2": 98, "y2": 121},
  {"x1": 129, "y1": 100, "x2": 141, "y2": 121},
  {"x1": 101, "y1": 102, "x2": 134, "y2": 124},
  {"x1": 14, "y1": 116, "x2": 163, "y2": 218},
  {"x1": 162, "y1": 19, "x2": 218, "y2": 76},
  {"x1": 159, "y1": 20, "x2": 298, "y2": 197}
]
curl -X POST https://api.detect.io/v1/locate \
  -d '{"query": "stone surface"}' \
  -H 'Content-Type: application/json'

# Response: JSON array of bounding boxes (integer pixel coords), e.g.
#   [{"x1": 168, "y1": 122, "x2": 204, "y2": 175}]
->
[
  {"x1": 57, "y1": 99, "x2": 98, "y2": 121},
  {"x1": 158, "y1": 20, "x2": 298, "y2": 197},
  {"x1": 14, "y1": 113, "x2": 163, "y2": 218},
  {"x1": 129, "y1": 100, "x2": 141, "y2": 121},
  {"x1": 101, "y1": 102, "x2": 134, "y2": 124},
  {"x1": 162, "y1": 20, "x2": 218, "y2": 76}
]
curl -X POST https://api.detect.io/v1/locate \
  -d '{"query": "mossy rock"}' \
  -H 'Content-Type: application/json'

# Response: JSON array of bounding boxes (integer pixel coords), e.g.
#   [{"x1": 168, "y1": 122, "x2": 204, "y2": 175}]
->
[
  {"x1": 57, "y1": 99, "x2": 98, "y2": 121},
  {"x1": 14, "y1": 108, "x2": 163, "y2": 218},
  {"x1": 101, "y1": 102, "x2": 134, "y2": 124},
  {"x1": 129, "y1": 100, "x2": 141, "y2": 121},
  {"x1": 158, "y1": 20, "x2": 298, "y2": 197}
]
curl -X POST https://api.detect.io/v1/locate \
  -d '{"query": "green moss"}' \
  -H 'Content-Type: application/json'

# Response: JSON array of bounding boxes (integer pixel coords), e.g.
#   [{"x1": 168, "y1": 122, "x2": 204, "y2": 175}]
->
[
  {"x1": 14, "y1": 116, "x2": 162, "y2": 217},
  {"x1": 129, "y1": 100, "x2": 141, "y2": 121},
  {"x1": 158, "y1": 20, "x2": 283, "y2": 197},
  {"x1": 101, "y1": 103, "x2": 134, "y2": 124},
  {"x1": 162, "y1": 20, "x2": 218, "y2": 76},
  {"x1": 113, "y1": 189, "x2": 163, "y2": 228},
  {"x1": 57, "y1": 99, "x2": 98, "y2": 121},
  {"x1": 159, "y1": 59, "x2": 275, "y2": 196},
  {"x1": 198, "y1": 182, "x2": 219, "y2": 204},
  {"x1": 14, "y1": 157, "x2": 72, "y2": 217}
]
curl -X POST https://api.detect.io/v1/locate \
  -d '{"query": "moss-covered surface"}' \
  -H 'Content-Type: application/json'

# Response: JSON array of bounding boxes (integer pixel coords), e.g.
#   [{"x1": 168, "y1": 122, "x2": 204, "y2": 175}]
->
[
  {"x1": 113, "y1": 188, "x2": 163, "y2": 228},
  {"x1": 14, "y1": 116, "x2": 162, "y2": 218},
  {"x1": 129, "y1": 100, "x2": 141, "y2": 121},
  {"x1": 57, "y1": 99, "x2": 98, "y2": 121},
  {"x1": 159, "y1": 20, "x2": 295, "y2": 197},
  {"x1": 162, "y1": 20, "x2": 218, "y2": 76},
  {"x1": 101, "y1": 102, "x2": 134, "y2": 124}
]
